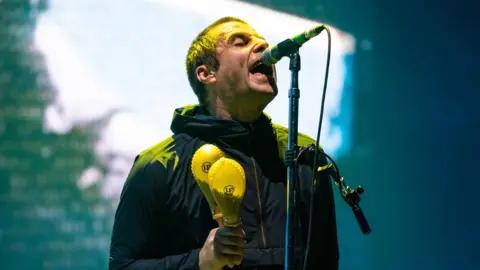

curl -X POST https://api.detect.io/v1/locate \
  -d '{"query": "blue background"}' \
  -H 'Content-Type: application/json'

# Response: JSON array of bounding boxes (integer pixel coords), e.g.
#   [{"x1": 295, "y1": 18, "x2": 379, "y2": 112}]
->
[{"x1": 0, "y1": 0, "x2": 478, "y2": 269}]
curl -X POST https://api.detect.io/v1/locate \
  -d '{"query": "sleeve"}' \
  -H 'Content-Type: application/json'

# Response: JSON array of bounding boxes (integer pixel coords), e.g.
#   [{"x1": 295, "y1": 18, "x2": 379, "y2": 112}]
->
[
  {"x1": 299, "y1": 147, "x2": 340, "y2": 270},
  {"x1": 109, "y1": 157, "x2": 201, "y2": 270}
]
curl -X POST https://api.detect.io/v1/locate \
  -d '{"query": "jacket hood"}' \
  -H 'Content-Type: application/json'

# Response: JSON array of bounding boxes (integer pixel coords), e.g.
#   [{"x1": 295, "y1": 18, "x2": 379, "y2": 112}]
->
[{"x1": 170, "y1": 105, "x2": 275, "y2": 152}]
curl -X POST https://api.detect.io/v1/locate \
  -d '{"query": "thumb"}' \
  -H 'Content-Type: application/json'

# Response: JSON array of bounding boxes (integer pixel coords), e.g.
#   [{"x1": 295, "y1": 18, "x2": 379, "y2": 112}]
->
[
  {"x1": 217, "y1": 218, "x2": 225, "y2": 228},
  {"x1": 214, "y1": 213, "x2": 224, "y2": 228}
]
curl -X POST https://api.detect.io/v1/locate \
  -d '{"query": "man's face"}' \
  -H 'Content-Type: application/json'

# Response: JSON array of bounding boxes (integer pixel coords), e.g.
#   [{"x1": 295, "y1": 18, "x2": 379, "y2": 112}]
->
[{"x1": 208, "y1": 21, "x2": 278, "y2": 102}]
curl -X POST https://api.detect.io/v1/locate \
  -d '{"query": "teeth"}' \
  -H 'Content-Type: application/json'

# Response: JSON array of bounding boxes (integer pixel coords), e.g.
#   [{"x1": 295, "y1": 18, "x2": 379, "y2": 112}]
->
[
  {"x1": 250, "y1": 61, "x2": 273, "y2": 76},
  {"x1": 252, "y1": 61, "x2": 262, "y2": 69}
]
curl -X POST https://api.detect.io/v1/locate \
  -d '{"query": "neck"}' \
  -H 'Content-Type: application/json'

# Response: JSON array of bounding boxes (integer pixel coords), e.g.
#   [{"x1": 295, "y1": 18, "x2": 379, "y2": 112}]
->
[{"x1": 207, "y1": 96, "x2": 264, "y2": 123}]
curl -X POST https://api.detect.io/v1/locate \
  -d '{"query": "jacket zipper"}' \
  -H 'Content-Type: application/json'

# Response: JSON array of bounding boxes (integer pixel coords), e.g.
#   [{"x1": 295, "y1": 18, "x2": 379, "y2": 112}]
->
[{"x1": 251, "y1": 158, "x2": 267, "y2": 248}]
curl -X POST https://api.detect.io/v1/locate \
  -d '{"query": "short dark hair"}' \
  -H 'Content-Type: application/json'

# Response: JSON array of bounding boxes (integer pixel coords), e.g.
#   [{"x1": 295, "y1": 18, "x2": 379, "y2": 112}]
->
[{"x1": 185, "y1": 16, "x2": 248, "y2": 106}]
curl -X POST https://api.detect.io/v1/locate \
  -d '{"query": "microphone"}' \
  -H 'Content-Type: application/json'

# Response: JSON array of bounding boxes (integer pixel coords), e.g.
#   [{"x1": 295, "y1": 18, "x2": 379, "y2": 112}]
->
[
  {"x1": 261, "y1": 24, "x2": 325, "y2": 65},
  {"x1": 208, "y1": 157, "x2": 246, "y2": 228},
  {"x1": 317, "y1": 163, "x2": 371, "y2": 235},
  {"x1": 191, "y1": 144, "x2": 226, "y2": 222}
]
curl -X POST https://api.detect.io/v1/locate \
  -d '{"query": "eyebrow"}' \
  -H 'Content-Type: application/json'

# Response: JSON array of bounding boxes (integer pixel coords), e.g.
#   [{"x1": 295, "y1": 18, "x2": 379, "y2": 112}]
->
[{"x1": 226, "y1": 31, "x2": 266, "y2": 43}]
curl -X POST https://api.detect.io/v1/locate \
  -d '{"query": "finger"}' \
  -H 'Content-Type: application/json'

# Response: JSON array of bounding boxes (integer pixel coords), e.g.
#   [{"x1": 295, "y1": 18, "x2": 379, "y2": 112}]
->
[
  {"x1": 217, "y1": 235, "x2": 246, "y2": 247},
  {"x1": 215, "y1": 242, "x2": 245, "y2": 256},
  {"x1": 215, "y1": 230, "x2": 246, "y2": 249},
  {"x1": 209, "y1": 228, "x2": 219, "y2": 238},
  {"x1": 217, "y1": 226, "x2": 244, "y2": 237},
  {"x1": 218, "y1": 243, "x2": 245, "y2": 256},
  {"x1": 226, "y1": 255, "x2": 243, "y2": 266},
  {"x1": 219, "y1": 255, "x2": 242, "y2": 269}
]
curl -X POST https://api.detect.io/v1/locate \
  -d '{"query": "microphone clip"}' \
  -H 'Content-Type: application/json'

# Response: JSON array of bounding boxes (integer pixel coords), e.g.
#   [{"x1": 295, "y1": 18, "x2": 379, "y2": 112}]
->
[
  {"x1": 316, "y1": 157, "x2": 371, "y2": 235},
  {"x1": 318, "y1": 164, "x2": 363, "y2": 205}
]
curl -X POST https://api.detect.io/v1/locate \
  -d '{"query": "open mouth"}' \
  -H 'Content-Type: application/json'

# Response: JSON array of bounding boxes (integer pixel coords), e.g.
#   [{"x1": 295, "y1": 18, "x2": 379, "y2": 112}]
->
[{"x1": 249, "y1": 60, "x2": 274, "y2": 79}]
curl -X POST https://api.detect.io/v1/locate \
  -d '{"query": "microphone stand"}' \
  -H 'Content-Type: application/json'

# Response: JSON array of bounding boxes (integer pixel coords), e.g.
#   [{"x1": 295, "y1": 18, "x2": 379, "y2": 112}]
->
[
  {"x1": 284, "y1": 50, "x2": 301, "y2": 270},
  {"x1": 280, "y1": 25, "x2": 371, "y2": 270}
]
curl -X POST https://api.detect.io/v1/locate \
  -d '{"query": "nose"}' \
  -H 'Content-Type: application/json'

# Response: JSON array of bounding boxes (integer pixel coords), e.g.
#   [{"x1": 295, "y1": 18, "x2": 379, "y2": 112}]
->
[{"x1": 253, "y1": 38, "x2": 269, "y2": 53}]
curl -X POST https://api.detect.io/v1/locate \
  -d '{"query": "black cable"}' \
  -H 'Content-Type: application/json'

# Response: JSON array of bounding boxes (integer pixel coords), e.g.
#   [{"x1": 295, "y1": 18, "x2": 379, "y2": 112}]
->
[{"x1": 302, "y1": 26, "x2": 332, "y2": 270}]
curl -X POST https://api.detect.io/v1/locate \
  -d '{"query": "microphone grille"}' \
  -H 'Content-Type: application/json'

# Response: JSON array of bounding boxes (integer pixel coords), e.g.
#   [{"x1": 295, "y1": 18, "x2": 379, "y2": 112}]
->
[{"x1": 305, "y1": 25, "x2": 325, "y2": 39}]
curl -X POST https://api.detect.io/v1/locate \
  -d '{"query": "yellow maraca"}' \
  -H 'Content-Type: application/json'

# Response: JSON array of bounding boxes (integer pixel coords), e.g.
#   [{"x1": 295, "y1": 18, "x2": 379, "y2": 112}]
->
[
  {"x1": 208, "y1": 157, "x2": 246, "y2": 227},
  {"x1": 191, "y1": 144, "x2": 225, "y2": 221}
]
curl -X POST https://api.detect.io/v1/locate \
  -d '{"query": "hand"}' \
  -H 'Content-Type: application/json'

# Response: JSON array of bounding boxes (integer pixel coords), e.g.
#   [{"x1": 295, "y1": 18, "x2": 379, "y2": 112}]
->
[{"x1": 199, "y1": 226, "x2": 246, "y2": 270}]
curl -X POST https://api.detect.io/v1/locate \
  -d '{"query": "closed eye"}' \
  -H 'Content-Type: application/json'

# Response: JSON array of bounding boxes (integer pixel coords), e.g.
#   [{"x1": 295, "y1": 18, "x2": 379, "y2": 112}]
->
[
  {"x1": 235, "y1": 38, "x2": 249, "y2": 47},
  {"x1": 230, "y1": 34, "x2": 250, "y2": 47}
]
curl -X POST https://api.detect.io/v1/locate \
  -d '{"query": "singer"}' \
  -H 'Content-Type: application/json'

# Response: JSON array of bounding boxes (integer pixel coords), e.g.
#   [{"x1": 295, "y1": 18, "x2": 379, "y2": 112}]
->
[{"x1": 109, "y1": 17, "x2": 339, "y2": 270}]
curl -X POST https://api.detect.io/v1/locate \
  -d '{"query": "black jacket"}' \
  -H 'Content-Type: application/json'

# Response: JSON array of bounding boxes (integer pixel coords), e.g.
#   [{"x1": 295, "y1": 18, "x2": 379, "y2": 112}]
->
[{"x1": 109, "y1": 105, "x2": 339, "y2": 269}]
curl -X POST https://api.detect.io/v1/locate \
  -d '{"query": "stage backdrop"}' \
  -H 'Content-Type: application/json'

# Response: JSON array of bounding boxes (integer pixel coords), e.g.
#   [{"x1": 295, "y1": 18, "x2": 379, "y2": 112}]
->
[{"x1": 0, "y1": 0, "x2": 357, "y2": 269}]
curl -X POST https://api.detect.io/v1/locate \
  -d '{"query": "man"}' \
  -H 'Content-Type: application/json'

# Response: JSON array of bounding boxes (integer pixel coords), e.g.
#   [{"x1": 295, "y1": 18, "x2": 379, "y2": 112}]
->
[{"x1": 109, "y1": 16, "x2": 339, "y2": 270}]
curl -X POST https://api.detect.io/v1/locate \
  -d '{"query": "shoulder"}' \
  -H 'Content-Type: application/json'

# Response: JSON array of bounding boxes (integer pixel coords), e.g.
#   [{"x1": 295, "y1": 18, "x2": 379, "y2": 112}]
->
[
  {"x1": 125, "y1": 134, "x2": 191, "y2": 187},
  {"x1": 271, "y1": 122, "x2": 322, "y2": 152},
  {"x1": 127, "y1": 133, "x2": 197, "y2": 186},
  {"x1": 136, "y1": 135, "x2": 179, "y2": 170}
]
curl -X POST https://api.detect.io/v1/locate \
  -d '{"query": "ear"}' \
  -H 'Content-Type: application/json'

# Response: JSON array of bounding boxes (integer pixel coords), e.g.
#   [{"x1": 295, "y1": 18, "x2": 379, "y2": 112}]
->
[{"x1": 196, "y1": 65, "x2": 217, "y2": 85}]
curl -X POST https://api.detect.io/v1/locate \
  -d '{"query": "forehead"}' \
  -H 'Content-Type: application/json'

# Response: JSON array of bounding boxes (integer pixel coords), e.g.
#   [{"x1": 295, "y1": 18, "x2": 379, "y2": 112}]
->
[{"x1": 211, "y1": 21, "x2": 265, "y2": 42}]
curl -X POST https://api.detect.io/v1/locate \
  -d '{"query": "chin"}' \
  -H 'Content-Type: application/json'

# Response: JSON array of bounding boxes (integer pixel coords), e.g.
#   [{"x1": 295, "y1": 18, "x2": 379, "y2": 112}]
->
[
  {"x1": 254, "y1": 85, "x2": 276, "y2": 94},
  {"x1": 248, "y1": 86, "x2": 277, "y2": 100}
]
